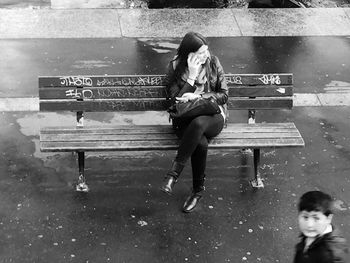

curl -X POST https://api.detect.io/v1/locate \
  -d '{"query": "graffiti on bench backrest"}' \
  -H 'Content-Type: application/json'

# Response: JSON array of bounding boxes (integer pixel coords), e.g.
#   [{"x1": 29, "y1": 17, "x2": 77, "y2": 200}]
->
[
  {"x1": 225, "y1": 74, "x2": 283, "y2": 85},
  {"x1": 96, "y1": 76, "x2": 165, "y2": 86},
  {"x1": 55, "y1": 74, "x2": 285, "y2": 88},
  {"x1": 258, "y1": 74, "x2": 281, "y2": 85},
  {"x1": 108, "y1": 100, "x2": 162, "y2": 110},
  {"x1": 65, "y1": 89, "x2": 94, "y2": 99},
  {"x1": 60, "y1": 76, "x2": 93, "y2": 86},
  {"x1": 58, "y1": 75, "x2": 166, "y2": 87},
  {"x1": 65, "y1": 87, "x2": 161, "y2": 99},
  {"x1": 97, "y1": 88, "x2": 160, "y2": 98},
  {"x1": 225, "y1": 75, "x2": 243, "y2": 85}
]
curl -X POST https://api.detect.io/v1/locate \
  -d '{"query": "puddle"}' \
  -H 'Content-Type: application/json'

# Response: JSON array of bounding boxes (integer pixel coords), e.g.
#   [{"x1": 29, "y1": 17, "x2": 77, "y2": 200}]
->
[
  {"x1": 71, "y1": 60, "x2": 115, "y2": 69},
  {"x1": 148, "y1": 0, "x2": 230, "y2": 8},
  {"x1": 16, "y1": 111, "x2": 169, "y2": 160},
  {"x1": 0, "y1": 0, "x2": 50, "y2": 9},
  {"x1": 138, "y1": 38, "x2": 179, "y2": 54},
  {"x1": 147, "y1": 0, "x2": 304, "y2": 8}
]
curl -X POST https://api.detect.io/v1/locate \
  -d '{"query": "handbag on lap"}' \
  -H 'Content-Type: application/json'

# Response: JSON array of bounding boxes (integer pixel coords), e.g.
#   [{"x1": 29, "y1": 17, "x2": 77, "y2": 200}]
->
[{"x1": 167, "y1": 97, "x2": 221, "y2": 120}]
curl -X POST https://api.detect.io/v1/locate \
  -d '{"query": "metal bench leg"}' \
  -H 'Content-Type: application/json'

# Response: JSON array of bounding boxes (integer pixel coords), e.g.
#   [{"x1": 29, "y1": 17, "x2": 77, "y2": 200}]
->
[
  {"x1": 241, "y1": 110, "x2": 256, "y2": 154},
  {"x1": 76, "y1": 151, "x2": 89, "y2": 192},
  {"x1": 251, "y1": 148, "x2": 264, "y2": 188}
]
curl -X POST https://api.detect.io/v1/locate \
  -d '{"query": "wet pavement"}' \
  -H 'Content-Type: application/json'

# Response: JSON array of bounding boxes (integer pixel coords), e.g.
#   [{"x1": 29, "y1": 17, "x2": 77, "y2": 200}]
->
[
  {"x1": 2, "y1": 8, "x2": 350, "y2": 38},
  {"x1": 0, "y1": 0, "x2": 50, "y2": 9},
  {"x1": 1, "y1": 106, "x2": 350, "y2": 262},
  {"x1": 0, "y1": 37, "x2": 350, "y2": 99},
  {"x1": 1, "y1": 3, "x2": 350, "y2": 263},
  {"x1": 0, "y1": 36, "x2": 350, "y2": 262}
]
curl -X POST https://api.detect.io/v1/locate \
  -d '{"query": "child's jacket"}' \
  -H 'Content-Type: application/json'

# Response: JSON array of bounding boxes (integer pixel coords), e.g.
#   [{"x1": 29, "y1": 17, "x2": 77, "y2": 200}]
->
[{"x1": 294, "y1": 227, "x2": 348, "y2": 263}]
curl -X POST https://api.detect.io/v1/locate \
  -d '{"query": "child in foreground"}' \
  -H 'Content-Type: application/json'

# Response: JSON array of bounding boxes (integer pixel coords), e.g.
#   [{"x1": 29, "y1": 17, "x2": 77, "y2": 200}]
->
[{"x1": 294, "y1": 190, "x2": 348, "y2": 263}]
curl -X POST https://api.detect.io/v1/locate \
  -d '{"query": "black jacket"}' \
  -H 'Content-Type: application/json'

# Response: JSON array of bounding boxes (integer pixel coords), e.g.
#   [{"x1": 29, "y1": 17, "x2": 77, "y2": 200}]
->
[{"x1": 294, "y1": 228, "x2": 348, "y2": 263}]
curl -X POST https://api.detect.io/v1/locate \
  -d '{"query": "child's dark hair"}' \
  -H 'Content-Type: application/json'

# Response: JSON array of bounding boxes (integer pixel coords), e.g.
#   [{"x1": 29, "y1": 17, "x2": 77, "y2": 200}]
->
[{"x1": 298, "y1": 191, "x2": 333, "y2": 216}]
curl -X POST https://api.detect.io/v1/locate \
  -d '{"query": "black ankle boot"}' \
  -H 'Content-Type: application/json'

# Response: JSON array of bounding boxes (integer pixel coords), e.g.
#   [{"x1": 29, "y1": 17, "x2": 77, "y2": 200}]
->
[
  {"x1": 182, "y1": 190, "x2": 202, "y2": 213},
  {"x1": 160, "y1": 161, "x2": 184, "y2": 195},
  {"x1": 160, "y1": 175, "x2": 177, "y2": 195}
]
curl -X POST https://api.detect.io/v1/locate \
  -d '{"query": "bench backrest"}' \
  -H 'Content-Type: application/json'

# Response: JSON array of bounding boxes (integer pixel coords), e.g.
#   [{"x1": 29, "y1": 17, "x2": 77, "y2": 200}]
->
[{"x1": 39, "y1": 74, "x2": 293, "y2": 113}]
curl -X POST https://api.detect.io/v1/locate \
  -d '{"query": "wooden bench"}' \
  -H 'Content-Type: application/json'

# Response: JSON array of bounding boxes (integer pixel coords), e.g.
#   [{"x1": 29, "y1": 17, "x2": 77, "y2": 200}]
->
[{"x1": 39, "y1": 73, "x2": 305, "y2": 192}]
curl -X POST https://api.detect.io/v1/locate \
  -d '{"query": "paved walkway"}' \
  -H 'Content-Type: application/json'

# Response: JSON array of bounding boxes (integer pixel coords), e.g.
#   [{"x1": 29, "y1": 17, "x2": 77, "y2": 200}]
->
[
  {"x1": 1, "y1": 7, "x2": 350, "y2": 110},
  {"x1": 0, "y1": 5, "x2": 350, "y2": 263},
  {"x1": 1, "y1": 8, "x2": 350, "y2": 38}
]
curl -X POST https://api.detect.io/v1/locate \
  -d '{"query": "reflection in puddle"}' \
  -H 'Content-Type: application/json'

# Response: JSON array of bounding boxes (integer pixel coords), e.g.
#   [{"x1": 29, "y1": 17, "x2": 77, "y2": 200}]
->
[
  {"x1": 138, "y1": 38, "x2": 179, "y2": 54},
  {"x1": 324, "y1": 80, "x2": 350, "y2": 93},
  {"x1": 71, "y1": 60, "x2": 115, "y2": 69},
  {"x1": 16, "y1": 111, "x2": 168, "y2": 161}
]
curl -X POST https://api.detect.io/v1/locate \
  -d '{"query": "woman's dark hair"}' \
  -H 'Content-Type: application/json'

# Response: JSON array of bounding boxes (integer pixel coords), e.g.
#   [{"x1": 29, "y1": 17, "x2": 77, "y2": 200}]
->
[
  {"x1": 173, "y1": 32, "x2": 211, "y2": 81},
  {"x1": 298, "y1": 191, "x2": 333, "y2": 216}
]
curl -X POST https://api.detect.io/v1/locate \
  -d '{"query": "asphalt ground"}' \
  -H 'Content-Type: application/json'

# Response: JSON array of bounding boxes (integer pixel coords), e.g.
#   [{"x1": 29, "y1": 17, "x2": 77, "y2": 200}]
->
[
  {"x1": 0, "y1": 4, "x2": 350, "y2": 263},
  {"x1": 0, "y1": 36, "x2": 350, "y2": 111},
  {"x1": 1, "y1": 106, "x2": 350, "y2": 262}
]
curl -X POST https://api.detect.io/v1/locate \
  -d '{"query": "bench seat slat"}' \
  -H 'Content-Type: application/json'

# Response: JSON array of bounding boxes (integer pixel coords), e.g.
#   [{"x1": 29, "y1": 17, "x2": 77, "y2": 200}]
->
[
  {"x1": 41, "y1": 122, "x2": 298, "y2": 130},
  {"x1": 40, "y1": 137, "x2": 304, "y2": 152},
  {"x1": 40, "y1": 123, "x2": 300, "y2": 134},
  {"x1": 41, "y1": 131, "x2": 302, "y2": 142},
  {"x1": 40, "y1": 123, "x2": 304, "y2": 152}
]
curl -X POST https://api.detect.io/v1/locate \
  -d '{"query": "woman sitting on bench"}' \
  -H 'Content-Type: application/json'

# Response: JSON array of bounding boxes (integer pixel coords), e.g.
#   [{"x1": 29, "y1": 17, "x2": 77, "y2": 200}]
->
[{"x1": 160, "y1": 31, "x2": 229, "y2": 213}]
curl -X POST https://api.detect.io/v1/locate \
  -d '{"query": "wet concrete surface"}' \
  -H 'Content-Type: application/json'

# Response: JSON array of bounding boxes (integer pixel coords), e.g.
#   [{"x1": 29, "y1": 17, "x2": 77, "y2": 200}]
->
[
  {"x1": 0, "y1": 36, "x2": 350, "y2": 98},
  {"x1": 50, "y1": 0, "x2": 127, "y2": 9},
  {"x1": 0, "y1": 105, "x2": 350, "y2": 262},
  {"x1": 1, "y1": 35, "x2": 350, "y2": 261},
  {"x1": 1, "y1": 3, "x2": 350, "y2": 263},
  {"x1": 0, "y1": 0, "x2": 50, "y2": 9}
]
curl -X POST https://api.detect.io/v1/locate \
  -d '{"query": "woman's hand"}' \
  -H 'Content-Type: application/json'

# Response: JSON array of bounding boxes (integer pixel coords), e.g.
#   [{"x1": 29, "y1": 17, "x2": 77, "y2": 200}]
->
[
  {"x1": 187, "y1": 53, "x2": 201, "y2": 79},
  {"x1": 176, "y1": 92, "x2": 201, "y2": 102}
]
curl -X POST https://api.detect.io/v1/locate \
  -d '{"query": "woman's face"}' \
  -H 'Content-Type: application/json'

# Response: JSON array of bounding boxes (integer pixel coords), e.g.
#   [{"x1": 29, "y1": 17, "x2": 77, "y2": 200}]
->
[{"x1": 194, "y1": 45, "x2": 209, "y2": 64}]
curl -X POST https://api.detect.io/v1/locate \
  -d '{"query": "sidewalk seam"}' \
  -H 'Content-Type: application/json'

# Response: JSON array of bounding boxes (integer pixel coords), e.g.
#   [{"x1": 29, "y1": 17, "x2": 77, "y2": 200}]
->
[
  {"x1": 315, "y1": 94, "x2": 323, "y2": 106},
  {"x1": 116, "y1": 10, "x2": 124, "y2": 37},
  {"x1": 231, "y1": 9, "x2": 243, "y2": 37},
  {"x1": 344, "y1": 8, "x2": 350, "y2": 20}
]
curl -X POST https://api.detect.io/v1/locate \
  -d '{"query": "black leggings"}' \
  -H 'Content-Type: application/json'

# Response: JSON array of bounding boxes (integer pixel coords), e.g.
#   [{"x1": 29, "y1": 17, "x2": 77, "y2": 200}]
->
[{"x1": 174, "y1": 114, "x2": 224, "y2": 191}]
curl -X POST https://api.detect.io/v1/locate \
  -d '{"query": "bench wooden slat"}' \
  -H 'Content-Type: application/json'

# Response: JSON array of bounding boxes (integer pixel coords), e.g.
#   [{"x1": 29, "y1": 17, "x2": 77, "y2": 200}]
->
[
  {"x1": 40, "y1": 123, "x2": 299, "y2": 134},
  {"x1": 39, "y1": 85, "x2": 293, "y2": 100},
  {"x1": 39, "y1": 73, "x2": 292, "y2": 88},
  {"x1": 228, "y1": 86, "x2": 292, "y2": 97},
  {"x1": 39, "y1": 97, "x2": 292, "y2": 112},
  {"x1": 40, "y1": 123, "x2": 300, "y2": 134},
  {"x1": 40, "y1": 122, "x2": 304, "y2": 152},
  {"x1": 39, "y1": 99, "x2": 171, "y2": 112},
  {"x1": 41, "y1": 125, "x2": 175, "y2": 134},
  {"x1": 224, "y1": 74, "x2": 292, "y2": 86},
  {"x1": 39, "y1": 75, "x2": 167, "y2": 88},
  {"x1": 227, "y1": 97, "x2": 292, "y2": 109},
  {"x1": 41, "y1": 131, "x2": 302, "y2": 142},
  {"x1": 40, "y1": 137, "x2": 304, "y2": 152},
  {"x1": 39, "y1": 86, "x2": 168, "y2": 99}
]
